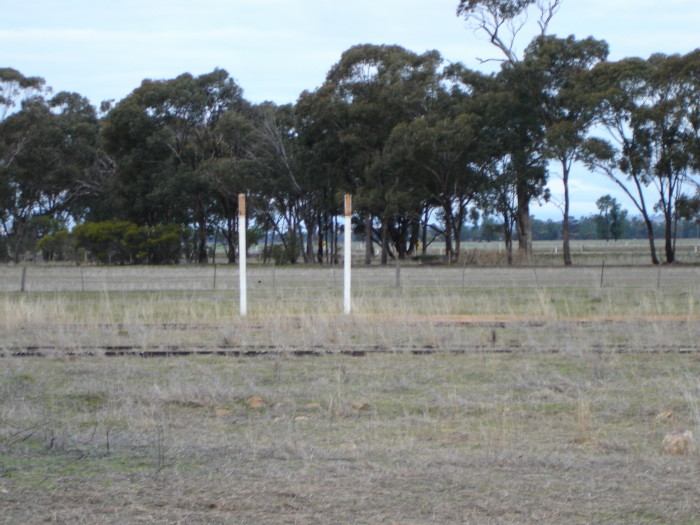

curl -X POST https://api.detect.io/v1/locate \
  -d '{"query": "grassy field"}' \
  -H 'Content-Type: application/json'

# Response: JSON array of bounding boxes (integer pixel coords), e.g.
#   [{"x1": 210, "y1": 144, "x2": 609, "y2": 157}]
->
[{"x1": 1, "y1": 264, "x2": 699, "y2": 523}]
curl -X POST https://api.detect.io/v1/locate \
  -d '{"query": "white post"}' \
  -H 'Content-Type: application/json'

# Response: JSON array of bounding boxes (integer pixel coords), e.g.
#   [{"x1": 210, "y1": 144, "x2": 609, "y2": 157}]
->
[
  {"x1": 238, "y1": 194, "x2": 247, "y2": 316},
  {"x1": 344, "y1": 194, "x2": 352, "y2": 314}
]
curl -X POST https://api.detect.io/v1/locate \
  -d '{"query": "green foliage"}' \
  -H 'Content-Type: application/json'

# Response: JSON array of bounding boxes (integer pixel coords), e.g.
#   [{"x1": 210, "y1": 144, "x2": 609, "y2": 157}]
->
[
  {"x1": 100, "y1": 69, "x2": 249, "y2": 264},
  {"x1": 73, "y1": 221, "x2": 129, "y2": 264},
  {"x1": 37, "y1": 229, "x2": 73, "y2": 261},
  {"x1": 300, "y1": 44, "x2": 445, "y2": 263},
  {"x1": 0, "y1": 76, "x2": 101, "y2": 261},
  {"x1": 69, "y1": 221, "x2": 182, "y2": 264},
  {"x1": 263, "y1": 243, "x2": 298, "y2": 265},
  {"x1": 595, "y1": 195, "x2": 627, "y2": 241},
  {"x1": 143, "y1": 224, "x2": 183, "y2": 264},
  {"x1": 584, "y1": 50, "x2": 700, "y2": 262},
  {"x1": 247, "y1": 226, "x2": 265, "y2": 247},
  {"x1": 677, "y1": 192, "x2": 700, "y2": 222},
  {"x1": 457, "y1": 0, "x2": 537, "y2": 19}
]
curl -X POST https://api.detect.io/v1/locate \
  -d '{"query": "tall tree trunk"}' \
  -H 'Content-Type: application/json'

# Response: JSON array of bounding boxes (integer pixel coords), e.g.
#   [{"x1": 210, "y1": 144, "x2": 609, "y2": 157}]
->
[
  {"x1": 504, "y1": 223, "x2": 513, "y2": 266},
  {"x1": 409, "y1": 218, "x2": 420, "y2": 257},
  {"x1": 317, "y1": 213, "x2": 324, "y2": 264},
  {"x1": 453, "y1": 200, "x2": 466, "y2": 263},
  {"x1": 380, "y1": 217, "x2": 389, "y2": 266},
  {"x1": 421, "y1": 208, "x2": 428, "y2": 255},
  {"x1": 211, "y1": 228, "x2": 218, "y2": 265},
  {"x1": 562, "y1": 162, "x2": 572, "y2": 266},
  {"x1": 443, "y1": 206, "x2": 453, "y2": 264},
  {"x1": 643, "y1": 214, "x2": 660, "y2": 265},
  {"x1": 197, "y1": 214, "x2": 208, "y2": 264},
  {"x1": 333, "y1": 215, "x2": 339, "y2": 264},
  {"x1": 364, "y1": 212, "x2": 372, "y2": 265},
  {"x1": 10, "y1": 219, "x2": 26, "y2": 264},
  {"x1": 671, "y1": 206, "x2": 679, "y2": 264},
  {"x1": 261, "y1": 216, "x2": 269, "y2": 264},
  {"x1": 515, "y1": 188, "x2": 532, "y2": 261},
  {"x1": 664, "y1": 211, "x2": 675, "y2": 263}
]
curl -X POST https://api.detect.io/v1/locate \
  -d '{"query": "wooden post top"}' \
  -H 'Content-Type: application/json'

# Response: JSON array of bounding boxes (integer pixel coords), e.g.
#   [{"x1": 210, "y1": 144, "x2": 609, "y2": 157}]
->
[
  {"x1": 238, "y1": 194, "x2": 245, "y2": 216},
  {"x1": 344, "y1": 194, "x2": 352, "y2": 217}
]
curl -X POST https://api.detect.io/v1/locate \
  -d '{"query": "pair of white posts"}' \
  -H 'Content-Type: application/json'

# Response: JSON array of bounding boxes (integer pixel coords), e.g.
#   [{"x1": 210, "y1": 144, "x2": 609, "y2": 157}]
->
[{"x1": 237, "y1": 194, "x2": 352, "y2": 316}]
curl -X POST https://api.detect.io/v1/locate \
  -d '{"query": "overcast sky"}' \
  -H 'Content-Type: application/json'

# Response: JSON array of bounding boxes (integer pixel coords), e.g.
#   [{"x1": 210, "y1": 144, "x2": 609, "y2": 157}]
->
[{"x1": 4, "y1": 0, "x2": 700, "y2": 219}]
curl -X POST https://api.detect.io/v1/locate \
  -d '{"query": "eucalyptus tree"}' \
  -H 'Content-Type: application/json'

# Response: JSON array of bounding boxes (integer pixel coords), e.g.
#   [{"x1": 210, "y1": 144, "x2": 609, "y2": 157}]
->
[
  {"x1": 523, "y1": 35, "x2": 609, "y2": 265},
  {"x1": 0, "y1": 67, "x2": 46, "y2": 123},
  {"x1": 480, "y1": 160, "x2": 519, "y2": 264},
  {"x1": 197, "y1": 106, "x2": 259, "y2": 263},
  {"x1": 362, "y1": 142, "x2": 427, "y2": 261},
  {"x1": 439, "y1": 63, "x2": 535, "y2": 264},
  {"x1": 102, "y1": 69, "x2": 248, "y2": 263},
  {"x1": 640, "y1": 51, "x2": 700, "y2": 262},
  {"x1": 581, "y1": 57, "x2": 660, "y2": 263},
  {"x1": 383, "y1": 88, "x2": 488, "y2": 262},
  {"x1": 457, "y1": 0, "x2": 561, "y2": 64},
  {"x1": 0, "y1": 89, "x2": 100, "y2": 261},
  {"x1": 1, "y1": 69, "x2": 46, "y2": 259},
  {"x1": 253, "y1": 101, "x2": 318, "y2": 264},
  {"x1": 297, "y1": 44, "x2": 443, "y2": 264},
  {"x1": 595, "y1": 194, "x2": 627, "y2": 241},
  {"x1": 457, "y1": 0, "x2": 562, "y2": 258},
  {"x1": 334, "y1": 44, "x2": 442, "y2": 265},
  {"x1": 584, "y1": 51, "x2": 700, "y2": 263},
  {"x1": 295, "y1": 83, "x2": 351, "y2": 260},
  {"x1": 677, "y1": 190, "x2": 700, "y2": 223}
]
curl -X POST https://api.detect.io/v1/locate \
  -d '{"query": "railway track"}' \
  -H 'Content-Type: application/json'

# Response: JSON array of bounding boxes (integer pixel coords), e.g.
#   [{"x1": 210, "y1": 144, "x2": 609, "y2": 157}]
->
[{"x1": 2, "y1": 341, "x2": 699, "y2": 358}]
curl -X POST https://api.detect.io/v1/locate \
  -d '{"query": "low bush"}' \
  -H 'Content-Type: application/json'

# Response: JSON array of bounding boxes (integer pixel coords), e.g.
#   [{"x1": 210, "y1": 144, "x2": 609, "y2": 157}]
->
[{"x1": 39, "y1": 221, "x2": 184, "y2": 264}]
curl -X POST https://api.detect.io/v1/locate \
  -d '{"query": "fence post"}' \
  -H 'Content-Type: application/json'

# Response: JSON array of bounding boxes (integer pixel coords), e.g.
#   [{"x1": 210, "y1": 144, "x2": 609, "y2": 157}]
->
[
  {"x1": 395, "y1": 258, "x2": 401, "y2": 288},
  {"x1": 20, "y1": 266, "x2": 27, "y2": 292},
  {"x1": 344, "y1": 194, "x2": 352, "y2": 314},
  {"x1": 239, "y1": 194, "x2": 247, "y2": 316}
]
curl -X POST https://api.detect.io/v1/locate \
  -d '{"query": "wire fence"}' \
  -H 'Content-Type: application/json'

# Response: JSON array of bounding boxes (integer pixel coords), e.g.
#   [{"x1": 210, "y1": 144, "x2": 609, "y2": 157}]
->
[{"x1": 1, "y1": 263, "x2": 698, "y2": 293}]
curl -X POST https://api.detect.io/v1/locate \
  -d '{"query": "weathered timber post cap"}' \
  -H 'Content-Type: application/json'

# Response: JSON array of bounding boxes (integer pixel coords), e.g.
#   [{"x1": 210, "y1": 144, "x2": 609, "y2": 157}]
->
[
  {"x1": 238, "y1": 194, "x2": 245, "y2": 216},
  {"x1": 345, "y1": 194, "x2": 352, "y2": 217}
]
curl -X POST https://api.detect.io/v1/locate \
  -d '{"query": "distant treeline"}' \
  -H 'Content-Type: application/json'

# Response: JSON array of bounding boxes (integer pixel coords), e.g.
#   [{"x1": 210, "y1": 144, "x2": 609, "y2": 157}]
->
[
  {"x1": 32, "y1": 214, "x2": 699, "y2": 265},
  {"x1": 467, "y1": 215, "x2": 700, "y2": 243}
]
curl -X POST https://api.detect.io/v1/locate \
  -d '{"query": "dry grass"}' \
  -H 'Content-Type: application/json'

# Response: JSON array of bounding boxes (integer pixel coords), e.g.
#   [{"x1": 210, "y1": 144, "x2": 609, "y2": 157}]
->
[
  {"x1": 1, "y1": 264, "x2": 700, "y2": 523},
  {"x1": 2, "y1": 351, "x2": 700, "y2": 524}
]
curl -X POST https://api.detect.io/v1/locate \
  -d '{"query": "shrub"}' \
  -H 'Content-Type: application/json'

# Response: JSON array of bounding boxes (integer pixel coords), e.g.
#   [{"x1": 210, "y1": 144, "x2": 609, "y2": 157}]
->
[
  {"x1": 64, "y1": 221, "x2": 184, "y2": 264},
  {"x1": 37, "y1": 229, "x2": 74, "y2": 261},
  {"x1": 144, "y1": 224, "x2": 182, "y2": 264}
]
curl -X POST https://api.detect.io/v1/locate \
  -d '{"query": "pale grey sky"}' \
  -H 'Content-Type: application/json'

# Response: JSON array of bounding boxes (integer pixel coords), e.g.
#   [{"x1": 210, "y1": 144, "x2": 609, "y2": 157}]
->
[{"x1": 3, "y1": 0, "x2": 700, "y2": 219}]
